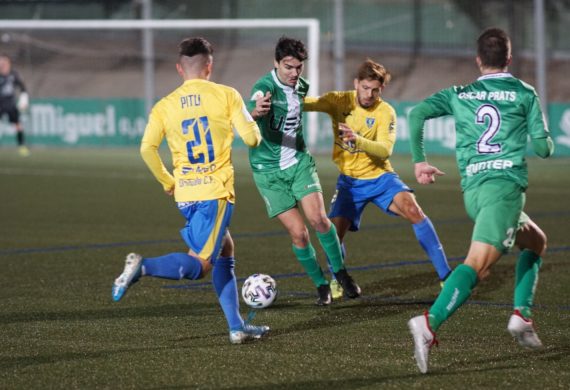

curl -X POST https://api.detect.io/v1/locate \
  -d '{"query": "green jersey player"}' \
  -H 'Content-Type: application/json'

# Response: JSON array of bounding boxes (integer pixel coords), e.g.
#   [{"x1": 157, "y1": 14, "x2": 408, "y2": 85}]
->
[
  {"x1": 247, "y1": 36, "x2": 361, "y2": 305},
  {"x1": 406, "y1": 27, "x2": 554, "y2": 374}
]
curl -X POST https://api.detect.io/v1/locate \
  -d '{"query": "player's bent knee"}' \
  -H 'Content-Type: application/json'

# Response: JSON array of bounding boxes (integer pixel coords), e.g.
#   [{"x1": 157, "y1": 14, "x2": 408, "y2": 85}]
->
[
  {"x1": 406, "y1": 207, "x2": 425, "y2": 224},
  {"x1": 199, "y1": 258, "x2": 213, "y2": 277},
  {"x1": 307, "y1": 214, "x2": 330, "y2": 232},
  {"x1": 290, "y1": 228, "x2": 310, "y2": 247},
  {"x1": 517, "y1": 221, "x2": 548, "y2": 257}
]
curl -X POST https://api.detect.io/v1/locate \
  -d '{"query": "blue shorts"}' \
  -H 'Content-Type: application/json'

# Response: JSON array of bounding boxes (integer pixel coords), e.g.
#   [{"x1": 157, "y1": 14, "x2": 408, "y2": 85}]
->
[
  {"x1": 329, "y1": 172, "x2": 412, "y2": 231},
  {"x1": 177, "y1": 199, "x2": 233, "y2": 261}
]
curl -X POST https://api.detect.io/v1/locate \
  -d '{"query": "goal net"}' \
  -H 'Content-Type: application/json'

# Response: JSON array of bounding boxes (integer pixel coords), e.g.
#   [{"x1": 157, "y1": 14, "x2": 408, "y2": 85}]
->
[{"x1": 0, "y1": 19, "x2": 320, "y2": 147}]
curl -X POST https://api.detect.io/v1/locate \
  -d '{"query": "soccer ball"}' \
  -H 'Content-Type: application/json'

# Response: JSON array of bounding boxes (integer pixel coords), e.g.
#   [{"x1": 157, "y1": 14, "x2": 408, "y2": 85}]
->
[{"x1": 241, "y1": 273, "x2": 277, "y2": 309}]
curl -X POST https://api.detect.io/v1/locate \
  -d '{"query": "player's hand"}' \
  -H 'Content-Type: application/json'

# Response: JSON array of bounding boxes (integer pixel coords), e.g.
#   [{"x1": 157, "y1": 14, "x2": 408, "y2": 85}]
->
[
  {"x1": 251, "y1": 91, "x2": 271, "y2": 119},
  {"x1": 164, "y1": 185, "x2": 174, "y2": 196},
  {"x1": 414, "y1": 161, "x2": 445, "y2": 185},
  {"x1": 339, "y1": 122, "x2": 356, "y2": 143}
]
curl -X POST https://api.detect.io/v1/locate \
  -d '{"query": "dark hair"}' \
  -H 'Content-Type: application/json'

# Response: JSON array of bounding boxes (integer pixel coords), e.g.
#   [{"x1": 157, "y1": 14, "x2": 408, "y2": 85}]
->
[
  {"x1": 477, "y1": 28, "x2": 511, "y2": 69},
  {"x1": 274, "y1": 36, "x2": 308, "y2": 62},
  {"x1": 357, "y1": 59, "x2": 391, "y2": 86},
  {"x1": 178, "y1": 37, "x2": 213, "y2": 58}
]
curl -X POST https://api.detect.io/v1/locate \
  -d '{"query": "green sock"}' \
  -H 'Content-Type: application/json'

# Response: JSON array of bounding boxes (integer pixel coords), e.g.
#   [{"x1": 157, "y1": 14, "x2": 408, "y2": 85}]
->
[
  {"x1": 292, "y1": 243, "x2": 328, "y2": 287},
  {"x1": 514, "y1": 250, "x2": 542, "y2": 319},
  {"x1": 428, "y1": 264, "x2": 478, "y2": 331},
  {"x1": 316, "y1": 224, "x2": 344, "y2": 273}
]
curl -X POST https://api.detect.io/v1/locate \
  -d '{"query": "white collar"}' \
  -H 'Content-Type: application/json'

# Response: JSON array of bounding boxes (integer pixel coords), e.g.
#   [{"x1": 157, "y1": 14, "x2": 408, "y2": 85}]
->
[{"x1": 477, "y1": 72, "x2": 513, "y2": 81}]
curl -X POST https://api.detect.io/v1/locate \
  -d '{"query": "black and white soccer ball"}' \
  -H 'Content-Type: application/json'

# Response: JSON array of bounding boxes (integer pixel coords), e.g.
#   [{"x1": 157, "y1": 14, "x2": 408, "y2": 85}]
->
[{"x1": 241, "y1": 273, "x2": 277, "y2": 309}]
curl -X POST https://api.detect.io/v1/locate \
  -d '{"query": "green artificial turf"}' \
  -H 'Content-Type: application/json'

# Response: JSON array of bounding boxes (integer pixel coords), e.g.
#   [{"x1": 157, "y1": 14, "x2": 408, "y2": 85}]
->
[{"x1": 0, "y1": 148, "x2": 568, "y2": 389}]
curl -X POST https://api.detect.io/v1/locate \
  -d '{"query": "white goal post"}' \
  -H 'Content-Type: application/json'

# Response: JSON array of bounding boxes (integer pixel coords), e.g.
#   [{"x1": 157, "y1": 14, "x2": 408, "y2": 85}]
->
[{"x1": 0, "y1": 18, "x2": 321, "y2": 146}]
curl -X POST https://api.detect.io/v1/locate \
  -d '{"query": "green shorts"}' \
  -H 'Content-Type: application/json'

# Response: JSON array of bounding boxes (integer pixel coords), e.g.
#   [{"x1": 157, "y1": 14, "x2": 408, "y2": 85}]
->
[
  {"x1": 252, "y1": 153, "x2": 322, "y2": 218},
  {"x1": 463, "y1": 178, "x2": 527, "y2": 253}
]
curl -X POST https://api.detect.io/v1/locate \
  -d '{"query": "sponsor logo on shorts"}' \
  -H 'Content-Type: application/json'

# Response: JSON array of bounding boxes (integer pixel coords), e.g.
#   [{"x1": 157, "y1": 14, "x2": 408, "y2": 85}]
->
[
  {"x1": 305, "y1": 183, "x2": 321, "y2": 190},
  {"x1": 330, "y1": 189, "x2": 338, "y2": 204}
]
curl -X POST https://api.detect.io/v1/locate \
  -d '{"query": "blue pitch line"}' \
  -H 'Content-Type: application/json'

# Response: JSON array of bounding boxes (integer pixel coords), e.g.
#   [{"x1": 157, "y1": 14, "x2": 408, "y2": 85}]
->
[
  {"x1": 162, "y1": 247, "x2": 570, "y2": 290},
  {"x1": 162, "y1": 255, "x2": 467, "y2": 290},
  {"x1": 164, "y1": 279, "x2": 570, "y2": 312},
  {"x1": 1, "y1": 209, "x2": 569, "y2": 257}
]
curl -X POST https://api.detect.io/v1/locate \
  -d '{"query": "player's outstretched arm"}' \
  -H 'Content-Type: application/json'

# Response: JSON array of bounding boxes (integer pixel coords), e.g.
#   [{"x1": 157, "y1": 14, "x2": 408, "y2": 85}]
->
[{"x1": 414, "y1": 162, "x2": 445, "y2": 185}]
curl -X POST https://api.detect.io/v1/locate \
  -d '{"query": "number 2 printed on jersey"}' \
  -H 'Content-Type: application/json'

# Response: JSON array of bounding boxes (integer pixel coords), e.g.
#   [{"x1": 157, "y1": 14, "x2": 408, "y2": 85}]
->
[{"x1": 476, "y1": 104, "x2": 502, "y2": 154}]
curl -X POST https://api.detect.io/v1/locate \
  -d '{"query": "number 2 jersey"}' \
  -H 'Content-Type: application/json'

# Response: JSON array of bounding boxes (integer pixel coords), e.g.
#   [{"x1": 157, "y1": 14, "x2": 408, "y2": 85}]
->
[
  {"x1": 141, "y1": 79, "x2": 261, "y2": 203},
  {"x1": 409, "y1": 73, "x2": 551, "y2": 191}
]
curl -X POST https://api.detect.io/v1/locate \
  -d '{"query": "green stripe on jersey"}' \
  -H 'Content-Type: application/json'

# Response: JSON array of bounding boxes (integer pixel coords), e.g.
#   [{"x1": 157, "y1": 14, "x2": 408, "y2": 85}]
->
[{"x1": 247, "y1": 69, "x2": 310, "y2": 172}]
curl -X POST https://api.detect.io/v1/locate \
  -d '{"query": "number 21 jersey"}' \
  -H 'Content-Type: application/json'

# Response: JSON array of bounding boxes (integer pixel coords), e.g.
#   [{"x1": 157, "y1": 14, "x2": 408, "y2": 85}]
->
[{"x1": 141, "y1": 78, "x2": 260, "y2": 203}]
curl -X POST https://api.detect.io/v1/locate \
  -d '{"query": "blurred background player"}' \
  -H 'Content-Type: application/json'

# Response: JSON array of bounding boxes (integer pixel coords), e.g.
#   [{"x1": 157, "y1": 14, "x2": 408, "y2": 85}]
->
[
  {"x1": 247, "y1": 36, "x2": 361, "y2": 305},
  {"x1": 111, "y1": 37, "x2": 269, "y2": 344},
  {"x1": 407, "y1": 27, "x2": 554, "y2": 374},
  {"x1": 304, "y1": 59, "x2": 451, "y2": 298},
  {"x1": 0, "y1": 53, "x2": 30, "y2": 156}
]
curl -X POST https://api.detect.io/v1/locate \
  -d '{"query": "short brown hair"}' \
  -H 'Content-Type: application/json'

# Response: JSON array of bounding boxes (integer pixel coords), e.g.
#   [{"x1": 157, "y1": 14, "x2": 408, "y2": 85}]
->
[
  {"x1": 477, "y1": 28, "x2": 511, "y2": 69},
  {"x1": 356, "y1": 59, "x2": 391, "y2": 86},
  {"x1": 178, "y1": 37, "x2": 213, "y2": 58},
  {"x1": 275, "y1": 36, "x2": 308, "y2": 62}
]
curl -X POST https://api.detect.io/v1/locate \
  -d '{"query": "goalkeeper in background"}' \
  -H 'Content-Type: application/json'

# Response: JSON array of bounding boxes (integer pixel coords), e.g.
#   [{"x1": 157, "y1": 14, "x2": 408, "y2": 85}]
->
[
  {"x1": 0, "y1": 53, "x2": 30, "y2": 156},
  {"x1": 304, "y1": 59, "x2": 452, "y2": 299},
  {"x1": 407, "y1": 27, "x2": 554, "y2": 374},
  {"x1": 111, "y1": 37, "x2": 269, "y2": 344}
]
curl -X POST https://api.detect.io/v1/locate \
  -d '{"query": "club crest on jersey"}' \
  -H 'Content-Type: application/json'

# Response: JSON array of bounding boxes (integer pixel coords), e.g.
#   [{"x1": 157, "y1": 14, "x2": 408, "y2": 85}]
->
[{"x1": 366, "y1": 118, "x2": 375, "y2": 128}]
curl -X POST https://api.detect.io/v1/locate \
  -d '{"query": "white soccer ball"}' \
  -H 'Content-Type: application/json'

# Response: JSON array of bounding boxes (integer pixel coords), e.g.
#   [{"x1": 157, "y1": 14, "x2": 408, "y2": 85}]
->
[{"x1": 241, "y1": 273, "x2": 277, "y2": 309}]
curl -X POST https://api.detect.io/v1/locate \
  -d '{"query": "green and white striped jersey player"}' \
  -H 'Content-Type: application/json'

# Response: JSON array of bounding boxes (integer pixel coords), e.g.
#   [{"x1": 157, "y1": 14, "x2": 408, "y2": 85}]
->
[
  {"x1": 406, "y1": 27, "x2": 554, "y2": 374},
  {"x1": 247, "y1": 36, "x2": 361, "y2": 305},
  {"x1": 247, "y1": 69, "x2": 310, "y2": 172}
]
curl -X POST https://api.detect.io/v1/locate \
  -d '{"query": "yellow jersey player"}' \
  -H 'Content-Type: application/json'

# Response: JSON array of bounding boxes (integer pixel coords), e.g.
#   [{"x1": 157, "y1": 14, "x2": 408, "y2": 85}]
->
[
  {"x1": 304, "y1": 59, "x2": 451, "y2": 298},
  {"x1": 111, "y1": 37, "x2": 269, "y2": 344}
]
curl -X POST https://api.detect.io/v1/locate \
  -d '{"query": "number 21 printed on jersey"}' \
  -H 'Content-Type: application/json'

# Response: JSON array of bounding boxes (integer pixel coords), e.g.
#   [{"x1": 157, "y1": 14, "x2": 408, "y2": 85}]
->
[{"x1": 181, "y1": 116, "x2": 215, "y2": 163}]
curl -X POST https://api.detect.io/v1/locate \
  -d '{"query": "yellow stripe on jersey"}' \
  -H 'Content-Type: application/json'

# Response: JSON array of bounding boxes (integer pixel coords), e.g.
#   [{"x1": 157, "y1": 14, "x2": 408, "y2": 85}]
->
[
  {"x1": 195, "y1": 199, "x2": 230, "y2": 259},
  {"x1": 304, "y1": 90, "x2": 396, "y2": 179},
  {"x1": 141, "y1": 79, "x2": 261, "y2": 203}
]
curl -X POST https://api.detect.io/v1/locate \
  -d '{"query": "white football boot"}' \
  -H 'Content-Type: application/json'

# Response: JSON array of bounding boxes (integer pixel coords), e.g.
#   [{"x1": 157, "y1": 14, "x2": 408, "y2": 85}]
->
[
  {"x1": 112, "y1": 253, "x2": 143, "y2": 302},
  {"x1": 507, "y1": 310, "x2": 543, "y2": 349},
  {"x1": 408, "y1": 312, "x2": 438, "y2": 374},
  {"x1": 229, "y1": 323, "x2": 270, "y2": 344}
]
